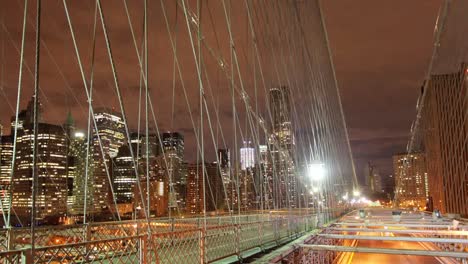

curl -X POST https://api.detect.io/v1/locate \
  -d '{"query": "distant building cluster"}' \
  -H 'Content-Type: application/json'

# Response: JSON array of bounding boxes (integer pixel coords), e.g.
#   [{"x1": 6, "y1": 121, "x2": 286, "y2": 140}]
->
[
  {"x1": 393, "y1": 153, "x2": 428, "y2": 209},
  {"x1": 0, "y1": 86, "x2": 299, "y2": 225},
  {"x1": 394, "y1": 63, "x2": 468, "y2": 217},
  {"x1": 364, "y1": 161, "x2": 383, "y2": 194}
]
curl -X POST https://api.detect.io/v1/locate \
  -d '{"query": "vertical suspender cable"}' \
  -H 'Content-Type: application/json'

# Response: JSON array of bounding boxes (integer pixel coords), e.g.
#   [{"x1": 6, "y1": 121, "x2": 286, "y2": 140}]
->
[
  {"x1": 63, "y1": 0, "x2": 122, "y2": 221},
  {"x1": 83, "y1": 1, "x2": 98, "y2": 225},
  {"x1": 196, "y1": 1, "x2": 208, "y2": 258},
  {"x1": 7, "y1": 0, "x2": 28, "y2": 229},
  {"x1": 31, "y1": 0, "x2": 42, "y2": 253},
  {"x1": 317, "y1": 0, "x2": 358, "y2": 190},
  {"x1": 95, "y1": 0, "x2": 150, "y2": 225},
  {"x1": 144, "y1": 0, "x2": 150, "y2": 220}
]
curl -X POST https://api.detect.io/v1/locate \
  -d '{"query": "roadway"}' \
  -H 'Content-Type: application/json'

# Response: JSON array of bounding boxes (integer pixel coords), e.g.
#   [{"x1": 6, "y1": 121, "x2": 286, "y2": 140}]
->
[
  {"x1": 337, "y1": 209, "x2": 446, "y2": 264},
  {"x1": 340, "y1": 231, "x2": 441, "y2": 264}
]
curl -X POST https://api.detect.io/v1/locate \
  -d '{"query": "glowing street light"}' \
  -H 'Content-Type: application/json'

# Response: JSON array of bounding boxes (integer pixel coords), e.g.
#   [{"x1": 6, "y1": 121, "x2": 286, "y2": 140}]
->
[
  {"x1": 307, "y1": 163, "x2": 325, "y2": 182},
  {"x1": 342, "y1": 193, "x2": 349, "y2": 201}
]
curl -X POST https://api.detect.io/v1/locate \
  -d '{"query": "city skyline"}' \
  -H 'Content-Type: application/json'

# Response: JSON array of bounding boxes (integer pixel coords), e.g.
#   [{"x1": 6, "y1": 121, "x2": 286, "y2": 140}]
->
[
  {"x1": 0, "y1": 0, "x2": 466, "y2": 262},
  {"x1": 0, "y1": 1, "x2": 444, "y2": 183}
]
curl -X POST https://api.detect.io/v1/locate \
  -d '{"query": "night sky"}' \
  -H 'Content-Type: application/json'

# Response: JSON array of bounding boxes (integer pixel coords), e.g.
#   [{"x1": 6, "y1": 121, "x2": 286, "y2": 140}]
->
[
  {"x1": 322, "y1": 0, "x2": 441, "y2": 180},
  {"x1": 0, "y1": 1, "x2": 443, "y2": 184}
]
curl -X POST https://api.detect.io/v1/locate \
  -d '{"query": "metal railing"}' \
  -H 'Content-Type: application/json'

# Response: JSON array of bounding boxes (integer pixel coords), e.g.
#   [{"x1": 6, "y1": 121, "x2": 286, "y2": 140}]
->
[
  {"x1": 270, "y1": 209, "x2": 468, "y2": 264},
  {"x1": 0, "y1": 213, "x2": 318, "y2": 263}
]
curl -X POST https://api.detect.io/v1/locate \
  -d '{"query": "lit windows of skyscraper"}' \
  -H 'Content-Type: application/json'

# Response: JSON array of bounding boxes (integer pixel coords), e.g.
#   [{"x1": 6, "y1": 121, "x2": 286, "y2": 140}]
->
[
  {"x1": 162, "y1": 132, "x2": 184, "y2": 160},
  {"x1": 393, "y1": 153, "x2": 428, "y2": 209},
  {"x1": 0, "y1": 132, "x2": 13, "y2": 212},
  {"x1": 112, "y1": 145, "x2": 137, "y2": 204},
  {"x1": 93, "y1": 108, "x2": 125, "y2": 159},
  {"x1": 92, "y1": 108, "x2": 126, "y2": 213},
  {"x1": 185, "y1": 163, "x2": 220, "y2": 215},
  {"x1": 268, "y1": 86, "x2": 297, "y2": 209},
  {"x1": 421, "y1": 64, "x2": 468, "y2": 216},
  {"x1": 11, "y1": 123, "x2": 68, "y2": 223},
  {"x1": 259, "y1": 145, "x2": 268, "y2": 166},
  {"x1": 217, "y1": 149, "x2": 230, "y2": 169},
  {"x1": 240, "y1": 141, "x2": 255, "y2": 171},
  {"x1": 69, "y1": 131, "x2": 94, "y2": 217},
  {"x1": 161, "y1": 132, "x2": 184, "y2": 209}
]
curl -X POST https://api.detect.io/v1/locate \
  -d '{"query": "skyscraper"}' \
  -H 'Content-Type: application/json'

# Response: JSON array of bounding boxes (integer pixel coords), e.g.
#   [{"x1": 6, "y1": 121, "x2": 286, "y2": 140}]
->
[
  {"x1": 133, "y1": 154, "x2": 169, "y2": 218},
  {"x1": 185, "y1": 163, "x2": 220, "y2": 214},
  {"x1": 69, "y1": 131, "x2": 94, "y2": 217},
  {"x1": 112, "y1": 145, "x2": 137, "y2": 204},
  {"x1": 162, "y1": 132, "x2": 184, "y2": 160},
  {"x1": 63, "y1": 112, "x2": 76, "y2": 212},
  {"x1": 364, "y1": 162, "x2": 383, "y2": 193},
  {"x1": 93, "y1": 108, "x2": 125, "y2": 159},
  {"x1": 0, "y1": 133, "x2": 13, "y2": 212},
  {"x1": 217, "y1": 148, "x2": 230, "y2": 168},
  {"x1": 268, "y1": 86, "x2": 296, "y2": 209},
  {"x1": 161, "y1": 132, "x2": 184, "y2": 209},
  {"x1": 11, "y1": 123, "x2": 68, "y2": 222},
  {"x1": 240, "y1": 141, "x2": 255, "y2": 171},
  {"x1": 393, "y1": 153, "x2": 428, "y2": 209},
  {"x1": 421, "y1": 64, "x2": 468, "y2": 216},
  {"x1": 92, "y1": 108, "x2": 126, "y2": 213},
  {"x1": 186, "y1": 163, "x2": 204, "y2": 215}
]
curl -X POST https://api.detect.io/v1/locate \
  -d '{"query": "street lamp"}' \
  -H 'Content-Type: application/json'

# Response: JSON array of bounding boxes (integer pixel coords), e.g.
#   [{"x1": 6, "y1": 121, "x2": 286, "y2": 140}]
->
[
  {"x1": 134, "y1": 205, "x2": 142, "y2": 220},
  {"x1": 342, "y1": 193, "x2": 349, "y2": 200},
  {"x1": 307, "y1": 162, "x2": 326, "y2": 226},
  {"x1": 307, "y1": 163, "x2": 326, "y2": 182}
]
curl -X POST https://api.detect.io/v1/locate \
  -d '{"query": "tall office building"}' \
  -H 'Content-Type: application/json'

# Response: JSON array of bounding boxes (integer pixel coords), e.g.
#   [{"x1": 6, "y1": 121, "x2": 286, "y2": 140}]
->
[
  {"x1": 93, "y1": 108, "x2": 125, "y2": 158},
  {"x1": 162, "y1": 132, "x2": 184, "y2": 160},
  {"x1": 217, "y1": 149, "x2": 232, "y2": 209},
  {"x1": 0, "y1": 133, "x2": 13, "y2": 212},
  {"x1": 240, "y1": 141, "x2": 255, "y2": 171},
  {"x1": 421, "y1": 64, "x2": 468, "y2": 216},
  {"x1": 69, "y1": 131, "x2": 94, "y2": 216},
  {"x1": 161, "y1": 132, "x2": 184, "y2": 208},
  {"x1": 110, "y1": 132, "x2": 149, "y2": 208},
  {"x1": 185, "y1": 163, "x2": 220, "y2": 214},
  {"x1": 268, "y1": 86, "x2": 296, "y2": 209},
  {"x1": 364, "y1": 162, "x2": 383, "y2": 193},
  {"x1": 133, "y1": 155, "x2": 169, "y2": 217},
  {"x1": 112, "y1": 145, "x2": 137, "y2": 204},
  {"x1": 141, "y1": 133, "x2": 160, "y2": 158},
  {"x1": 259, "y1": 145, "x2": 268, "y2": 167},
  {"x1": 186, "y1": 163, "x2": 203, "y2": 215},
  {"x1": 11, "y1": 123, "x2": 68, "y2": 222},
  {"x1": 63, "y1": 112, "x2": 76, "y2": 211},
  {"x1": 92, "y1": 108, "x2": 126, "y2": 213},
  {"x1": 393, "y1": 153, "x2": 428, "y2": 209},
  {"x1": 270, "y1": 87, "x2": 292, "y2": 142},
  {"x1": 239, "y1": 170, "x2": 256, "y2": 211},
  {"x1": 218, "y1": 149, "x2": 230, "y2": 168}
]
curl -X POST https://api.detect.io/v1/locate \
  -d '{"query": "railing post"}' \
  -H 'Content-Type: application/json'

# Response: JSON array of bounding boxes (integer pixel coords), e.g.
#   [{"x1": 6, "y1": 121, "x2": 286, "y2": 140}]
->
[
  {"x1": 235, "y1": 224, "x2": 241, "y2": 260},
  {"x1": 274, "y1": 218, "x2": 279, "y2": 245},
  {"x1": 21, "y1": 247, "x2": 32, "y2": 264},
  {"x1": 199, "y1": 228, "x2": 205, "y2": 264},
  {"x1": 6, "y1": 227, "x2": 13, "y2": 251},
  {"x1": 139, "y1": 236, "x2": 147, "y2": 264},
  {"x1": 259, "y1": 221, "x2": 263, "y2": 249},
  {"x1": 84, "y1": 224, "x2": 91, "y2": 262}
]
